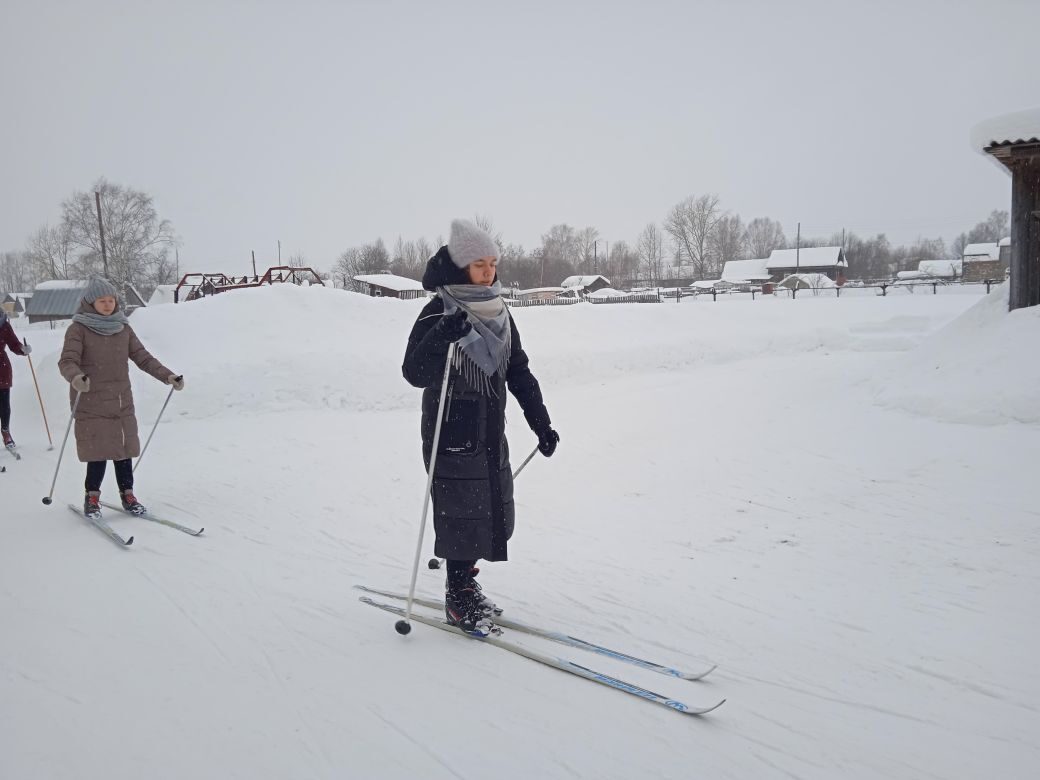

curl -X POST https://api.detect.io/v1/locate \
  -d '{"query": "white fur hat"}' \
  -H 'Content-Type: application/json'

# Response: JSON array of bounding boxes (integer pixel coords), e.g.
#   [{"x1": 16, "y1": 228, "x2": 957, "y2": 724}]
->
[{"x1": 447, "y1": 219, "x2": 500, "y2": 269}]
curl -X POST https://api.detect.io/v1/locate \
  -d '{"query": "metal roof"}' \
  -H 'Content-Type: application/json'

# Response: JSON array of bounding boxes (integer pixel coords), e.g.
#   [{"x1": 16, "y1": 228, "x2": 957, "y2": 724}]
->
[{"x1": 26, "y1": 281, "x2": 89, "y2": 317}]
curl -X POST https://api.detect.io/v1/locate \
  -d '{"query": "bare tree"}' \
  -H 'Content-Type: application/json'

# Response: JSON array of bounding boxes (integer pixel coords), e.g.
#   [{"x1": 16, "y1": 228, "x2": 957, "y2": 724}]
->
[
  {"x1": 636, "y1": 223, "x2": 664, "y2": 283},
  {"x1": 0, "y1": 251, "x2": 37, "y2": 293},
  {"x1": 60, "y1": 178, "x2": 176, "y2": 295},
  {"x1": 603, "y1": 240, "x2": 638, "y2": 288},
  {"x1": 712, "y1": 214, "x2": 747, "y2": 271},
  {"x1": 575, "y1": 226, "x2": 600, "y2": 274},
  {"x1": 965, "y1": 210, "x2": 1010, "y2": 244},
  {"x1": 664, "y1": 194, "x2": 722, "y2": 279},
  {"x1": 334, "y1": 239, "x2": 390, "y2": 292},
  {"x1": 538, "y1": 224, "x2": 580, "y2": 285},
  {"x1": 26, "y1": 223, "x2": 76, "y2": 279},
  {"x1": 744, "y1": 217, "x2": 787, "y2": 259}
]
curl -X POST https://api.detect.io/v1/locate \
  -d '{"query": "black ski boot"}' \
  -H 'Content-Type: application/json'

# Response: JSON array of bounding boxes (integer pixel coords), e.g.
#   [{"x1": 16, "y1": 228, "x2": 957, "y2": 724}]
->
[
  {"x1": 1, "y1": 429, "x2": 14, "y2": 449},
  {"x1": 465, "y1": 567, "x2": 502, "y2": 616},
  {"x1": 84, "y1": 491, "x2": 102, "y2": 520},
  {"x1": 445, "y1": 584, "x2": 497, "y2": 637},
  {"x1": 120, "y1": 489, "x2": 147, "y2": 516}
]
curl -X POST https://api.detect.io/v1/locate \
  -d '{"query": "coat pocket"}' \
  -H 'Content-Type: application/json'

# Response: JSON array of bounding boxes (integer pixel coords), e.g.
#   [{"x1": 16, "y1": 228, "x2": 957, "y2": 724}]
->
[{"x1": 439, "y1": 398, "x2": 480, "y2": 456}]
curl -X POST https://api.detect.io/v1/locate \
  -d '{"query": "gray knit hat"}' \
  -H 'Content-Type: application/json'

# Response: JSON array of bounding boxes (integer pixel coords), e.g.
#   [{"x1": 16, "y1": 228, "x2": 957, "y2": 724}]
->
[
  {"x1": 447, "y1": 219, "x2": 500, "y2": 269},
  {"x1": 83, "y1": 276, "x2": 120, "y2": 304}
]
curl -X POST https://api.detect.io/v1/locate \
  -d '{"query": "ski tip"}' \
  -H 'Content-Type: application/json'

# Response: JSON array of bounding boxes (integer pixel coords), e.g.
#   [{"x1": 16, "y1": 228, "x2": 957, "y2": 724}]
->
[
  {"x1": 125, "y1": 536, "x2": 135, "y2": 546},
  {"x1": 689, "y1": 698, "x2": 726, "y2": 716},
  {"x1": 193, "y1": 528, "x2": 205, "y2": 536},
  {"x1": 681, "y1": 664, "x2": 718, "y2": 681}
]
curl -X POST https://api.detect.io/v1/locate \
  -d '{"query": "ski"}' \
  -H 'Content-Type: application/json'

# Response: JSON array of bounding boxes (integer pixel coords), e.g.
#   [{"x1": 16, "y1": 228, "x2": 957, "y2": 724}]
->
[
  {"x1": 4, "y1": 444, "x2": 20, "y2": 461},
  {"x1": 99, "y1": 501, "x2": 204, "y2": 536},
  {"x1": 67, "y1": 504, "x2": 133, "y2": 547},
  {"x1": 354, "y1": 585, "x2": 715, "y2": 681},
  {"x1": 360, "y1": 596, "x2": 725, "y2": 717}
]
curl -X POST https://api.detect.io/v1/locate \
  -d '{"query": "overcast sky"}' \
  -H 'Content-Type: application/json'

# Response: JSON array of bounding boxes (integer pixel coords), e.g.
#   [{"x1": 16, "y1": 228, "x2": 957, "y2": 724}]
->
[{"x1": 2, "y1": 0, "x2": 1037, "y2": 275}]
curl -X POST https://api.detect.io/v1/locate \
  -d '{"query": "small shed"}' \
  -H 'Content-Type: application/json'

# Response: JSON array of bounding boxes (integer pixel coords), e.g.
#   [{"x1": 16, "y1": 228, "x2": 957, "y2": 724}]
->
[
  {"x1": 766, "y1": 247, "x2": 848, "y2": 284},
  {"x1": 961, "y1": 242, "x2": 1004, "y2": 282},
  {"x1": 353, "y1": 274, "x2": 428, "y2": 300},
  {"x1": 973, "y1": 107, "x2": 1040, "y2": 310},
  {"x1": 1, "y1": 293, "x2": 26, "y2": 318},
  {"x1": 561, "y1": 275, "x2": 612, "y2": 294}
]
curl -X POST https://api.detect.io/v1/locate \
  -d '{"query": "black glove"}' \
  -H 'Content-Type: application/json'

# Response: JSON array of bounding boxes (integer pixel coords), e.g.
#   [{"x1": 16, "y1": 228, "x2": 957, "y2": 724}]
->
[
  {"x1": 436, "y1": 309, "x2": 473, "y2": 342},
  {"x1": 537, "y1": 428, "x2": 560, "y2": 458}
]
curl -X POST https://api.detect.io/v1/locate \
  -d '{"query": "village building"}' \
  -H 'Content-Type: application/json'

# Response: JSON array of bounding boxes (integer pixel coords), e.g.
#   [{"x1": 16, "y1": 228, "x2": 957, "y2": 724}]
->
[
  {"x1": 960, "y1": 242, "x2": 1006, "y2": 282},
  {"x1": 25, "y1": 280, "x2": 146, "y2": 324},
  {"x1": 973, "y1": 107, "x2": 1039, "y2": 309},
  {"x1": 561, "y1": 274, "x2": 612, "y2": 295},
  {"x1": 766, "y1": 247, "x2": 848, "y2": 284},
  {"x1": 353, "y1": 274, "x2": 427, "y2": 300}
]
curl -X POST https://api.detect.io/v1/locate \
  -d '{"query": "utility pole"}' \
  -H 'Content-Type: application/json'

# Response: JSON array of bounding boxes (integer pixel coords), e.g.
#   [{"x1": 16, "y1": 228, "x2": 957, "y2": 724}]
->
[
  {"x1": 796, "y1": 222, "x2": 801, "y2": 273},
  {"x1": 251, "y1": 250, "x2": 258, "y2": 279},
  {"x1": 94, "y1": 191, "x2": 109, "y2": 278}
]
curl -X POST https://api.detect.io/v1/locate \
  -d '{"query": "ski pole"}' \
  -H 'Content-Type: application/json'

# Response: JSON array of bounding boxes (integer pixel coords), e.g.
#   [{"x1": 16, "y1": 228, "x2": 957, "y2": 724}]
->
[
  {"x1": 24, "y1": 339, "x2": 53, "y2": 450},
  {"x1": 397, "y1": 342, "x2": 456, "y2": 636},
  {"x1": 512, "y1": 444, "x2": 540, "y2": 480},
  {"x1": 42, "y1": 390, "x2": 82, "y2": 505},
  {"x1": 427, "y1": 442, "x2": 541, "y2": 570},
  {"x1": 134, "y1": 377, "x2": 180, "y2": 474}
]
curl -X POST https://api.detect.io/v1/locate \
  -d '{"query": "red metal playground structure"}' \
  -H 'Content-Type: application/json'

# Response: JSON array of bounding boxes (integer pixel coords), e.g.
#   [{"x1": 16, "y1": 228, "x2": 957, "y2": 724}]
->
[{"x1": 173, "y1": 266, "x2": 325, "y2": 302}]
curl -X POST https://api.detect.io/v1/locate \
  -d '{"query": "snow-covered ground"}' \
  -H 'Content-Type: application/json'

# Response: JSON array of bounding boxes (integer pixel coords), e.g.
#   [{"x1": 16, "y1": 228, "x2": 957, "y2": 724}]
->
[{"x1": 2, "y1": 284, "x2": 1038, "y2": 779}]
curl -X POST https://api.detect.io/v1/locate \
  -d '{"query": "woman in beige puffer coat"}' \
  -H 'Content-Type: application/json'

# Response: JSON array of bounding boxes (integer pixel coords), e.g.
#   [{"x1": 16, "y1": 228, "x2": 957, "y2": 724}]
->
[{"x1": 58, "y1": 278, "x2": 183, "y2": 519}]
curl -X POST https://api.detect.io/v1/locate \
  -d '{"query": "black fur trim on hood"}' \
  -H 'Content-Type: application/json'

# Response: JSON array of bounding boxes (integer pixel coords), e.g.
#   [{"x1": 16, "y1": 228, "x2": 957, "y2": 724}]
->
[{"x1": 422, "y1": 245, "x2": 499, "y2": 291}]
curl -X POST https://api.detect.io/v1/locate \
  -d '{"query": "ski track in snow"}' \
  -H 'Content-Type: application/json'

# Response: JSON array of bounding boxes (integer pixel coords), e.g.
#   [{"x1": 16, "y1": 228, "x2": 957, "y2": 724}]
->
[{"x1": 2, "y1": 284, "x2": 1039, "y2": 779}]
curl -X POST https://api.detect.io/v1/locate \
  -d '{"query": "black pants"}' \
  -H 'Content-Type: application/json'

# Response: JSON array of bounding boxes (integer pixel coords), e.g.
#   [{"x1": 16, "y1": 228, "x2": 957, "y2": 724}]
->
[
  {"x1": 0, "y1": 388, "x2": 10, "y2": 431},
  {"x1": 446, "y1": 559, "x2": 478, "y2": 590},
  {"x1": 85, "y1": 459, "x2": 134, "y2": 493}
]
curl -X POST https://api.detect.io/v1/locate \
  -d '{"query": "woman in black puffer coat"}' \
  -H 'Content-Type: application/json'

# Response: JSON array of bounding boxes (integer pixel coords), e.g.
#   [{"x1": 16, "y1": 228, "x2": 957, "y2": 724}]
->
[{"x1": 402, "y1": 219, "x2": 559, "y2": 635}]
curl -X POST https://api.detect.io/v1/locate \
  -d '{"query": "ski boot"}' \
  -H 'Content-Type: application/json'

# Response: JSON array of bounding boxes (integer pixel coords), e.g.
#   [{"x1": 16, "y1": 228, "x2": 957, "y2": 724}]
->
[
  {"x1": 120, "y1": 489, "x2": 148, "y2": 516},
  {"x1": 465, "y1": 567, "x2": 503, "y2": 616},
  {"x1": 445, "y1": 584, "x2": 498, "y2": 637},
  {"x1": 1, "y1": 429, "x2": 14, "y2": 449},
  {"x1": 84, "y1": 491, "x2": 102, "y2": 520}
]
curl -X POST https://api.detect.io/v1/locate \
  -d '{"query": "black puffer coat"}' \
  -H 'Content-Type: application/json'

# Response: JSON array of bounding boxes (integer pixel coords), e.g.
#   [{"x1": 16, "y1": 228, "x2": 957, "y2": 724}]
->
[{"x1": 402, "y1": 247, "x2": 551, "y2": 562}]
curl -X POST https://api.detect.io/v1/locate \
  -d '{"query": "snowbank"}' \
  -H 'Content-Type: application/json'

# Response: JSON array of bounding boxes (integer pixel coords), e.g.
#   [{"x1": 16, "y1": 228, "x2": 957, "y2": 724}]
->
[{"x1": 871, "y1": 284, "x2": 1040, "y2": 424}]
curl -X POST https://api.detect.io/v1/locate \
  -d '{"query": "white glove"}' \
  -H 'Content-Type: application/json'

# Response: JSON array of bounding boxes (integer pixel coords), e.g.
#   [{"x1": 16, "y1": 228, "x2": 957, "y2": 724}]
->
[
  {"x1": 71, "y1": 374, "x2": 91, "y2": 393},
  {"x1": 21, "y1": 343, "x2": 31, "y2": 356},
  {"x1": 168, "y1": 374, "x2": 185, "y2": 391}
]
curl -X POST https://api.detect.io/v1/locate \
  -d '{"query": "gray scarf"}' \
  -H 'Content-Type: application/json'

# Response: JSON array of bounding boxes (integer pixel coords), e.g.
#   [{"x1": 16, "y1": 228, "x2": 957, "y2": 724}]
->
[
  {"x1": 440, "y1": 282, "x2": 512, "y2": 396},
  {"x1": 73, "y1": 303, "x2": 129, "y2": 336}
]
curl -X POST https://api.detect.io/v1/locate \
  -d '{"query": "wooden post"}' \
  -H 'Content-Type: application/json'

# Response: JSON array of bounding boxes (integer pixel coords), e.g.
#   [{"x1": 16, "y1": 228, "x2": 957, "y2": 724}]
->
[
  {"x1": 1008, "y1": 156, "x2": 1040, "y2": 311},
  {"x1": 94, "y1": 191, "x2": 108, "y2": 278},
  {"x1": 252, "y1": 250, "x2": 258, "y2": 280}
]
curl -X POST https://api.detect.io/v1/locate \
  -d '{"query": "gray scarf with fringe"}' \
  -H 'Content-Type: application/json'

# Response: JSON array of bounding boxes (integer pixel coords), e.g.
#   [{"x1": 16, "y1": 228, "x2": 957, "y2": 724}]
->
[{"x1": 440, "y1": 282, "x2": 511, "y2": 396}]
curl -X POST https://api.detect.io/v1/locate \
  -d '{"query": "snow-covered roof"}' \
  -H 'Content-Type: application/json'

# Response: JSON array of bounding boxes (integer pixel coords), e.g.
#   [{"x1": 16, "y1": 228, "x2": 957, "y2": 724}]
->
[
  {"x1": 353, "y1": 274, "x2": 425, "y2": 292},
  {"x1": 766, "y1": 247, "x2": 846, "y2": 270},
  {"x1": 721, "y1": 258, "x2": 771, "y2": 282},
  {"x1": 561, "y1": 275, "x2": 611, "y2": 289},
  {"x1": 517, "y1": 287, "x2": 567, "y2": 295},
  {"x1": 35, "y1": 280, "x2": 89, "y2": 291},
  {"x1": 971, "y1": 107, "x2": 1040, "y2": 152},
  {"x1": 999, "y1": 236, "x2": 1011, "y2": 247},
  {"x1": 918, "y1": 260, "x2": 962, "y2": 278},
  {"x1": 777, "y1": 273, "x2": 837, "y2": 290},
  {"x1": 691, "y1": 280, "x2": 720, "y2": 290},
  {"x1": 962, "y1": 243, "x2": 1000, "y2": 260},
  {"x1": 587, "y1": 287, "x2": 628, "y2": 298},
  {"x1": 148, "y1": 284, "x2": 179, "y2": 306}
]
